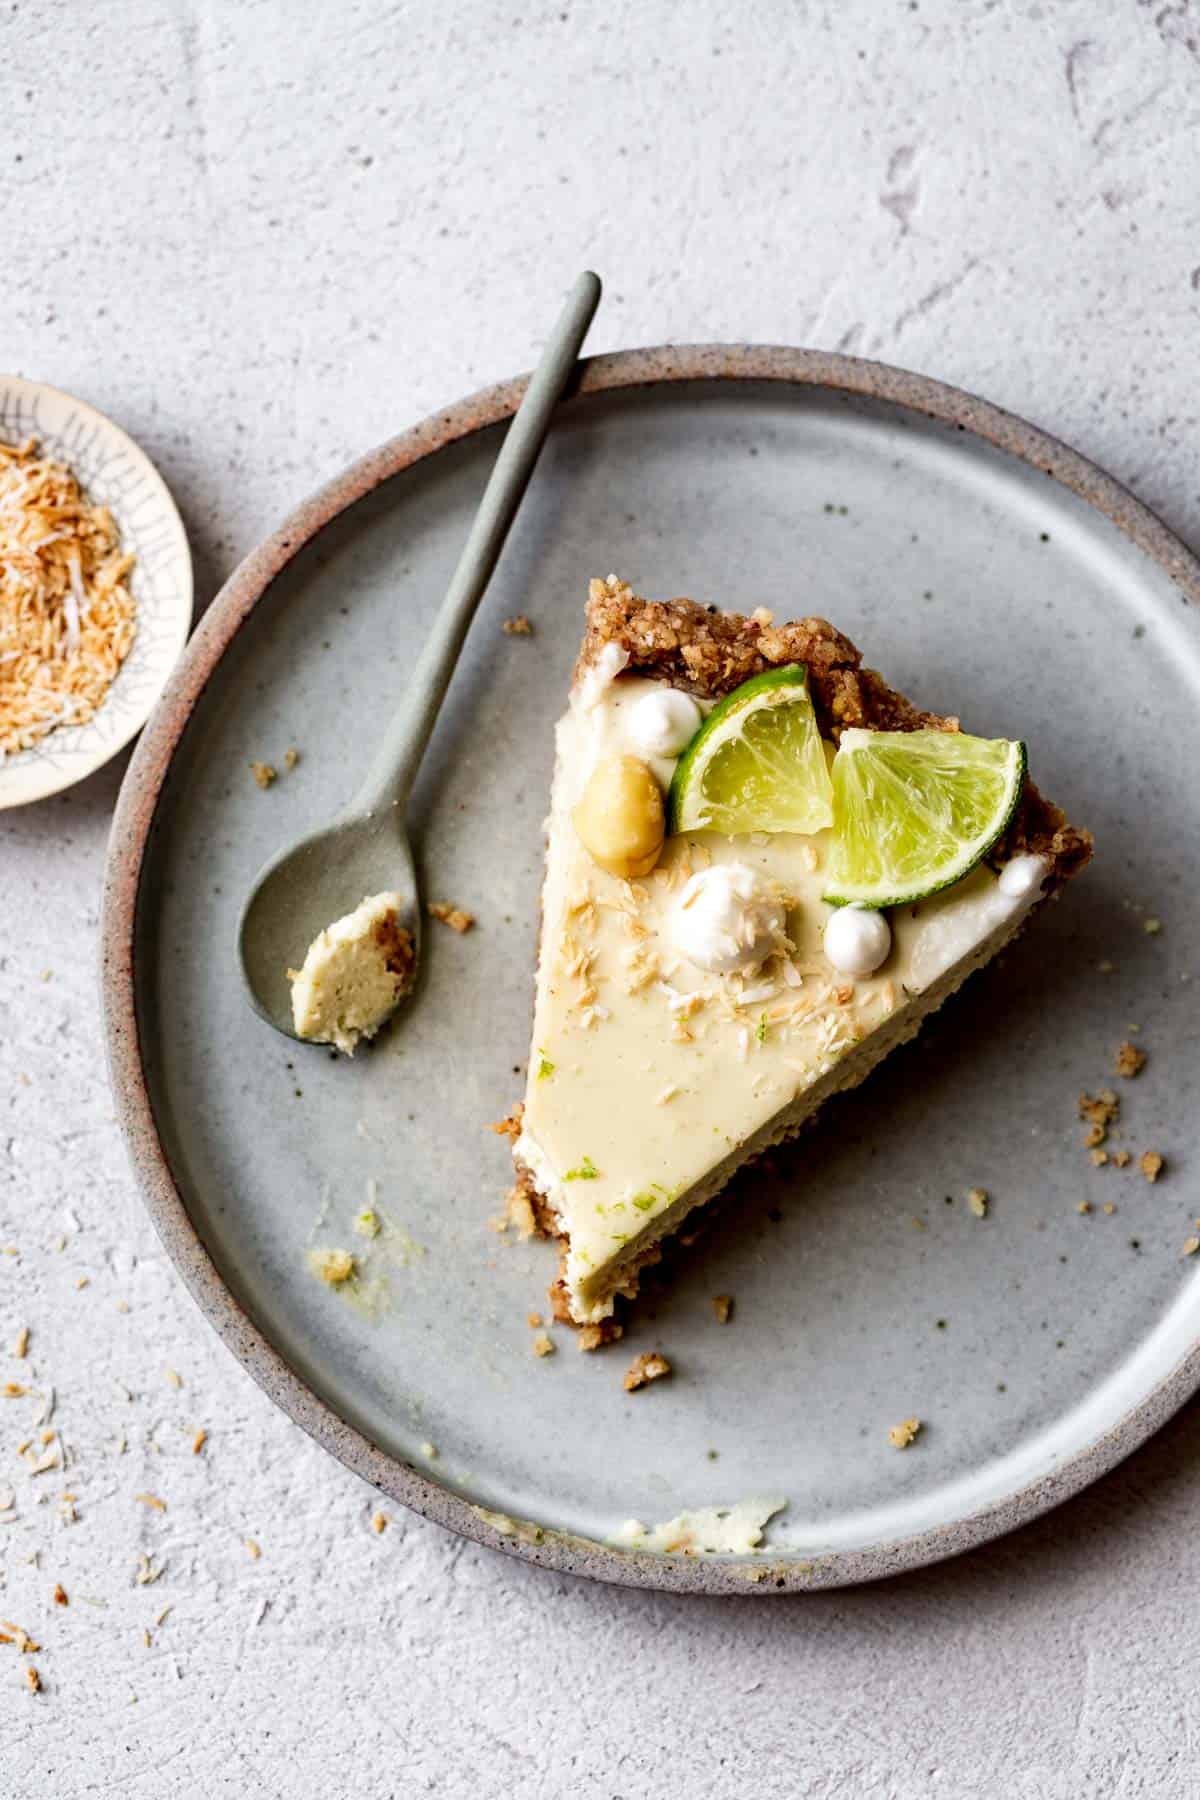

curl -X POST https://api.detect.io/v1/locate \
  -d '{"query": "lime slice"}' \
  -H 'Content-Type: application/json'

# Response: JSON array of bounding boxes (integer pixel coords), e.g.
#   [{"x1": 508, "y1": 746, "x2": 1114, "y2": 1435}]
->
[
  {"x1": 823, "y1": 727, "x2": 1027, "y2": 907},
  {"x1": 666, "y1": 665, "x2": 834, "y2": 837}
]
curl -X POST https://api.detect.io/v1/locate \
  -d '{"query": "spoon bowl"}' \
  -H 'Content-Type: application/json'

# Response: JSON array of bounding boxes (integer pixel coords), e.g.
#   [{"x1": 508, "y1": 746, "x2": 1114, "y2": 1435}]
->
[{"x1": 237, "y1": 272, "x2": 601, "y2": 1043}]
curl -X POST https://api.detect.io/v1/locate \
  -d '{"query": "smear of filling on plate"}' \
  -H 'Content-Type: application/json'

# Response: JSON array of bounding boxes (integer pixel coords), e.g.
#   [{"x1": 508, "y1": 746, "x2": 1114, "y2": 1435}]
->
[{"x1": 0, "y1": 436, "x2": 137, "y2": 757}]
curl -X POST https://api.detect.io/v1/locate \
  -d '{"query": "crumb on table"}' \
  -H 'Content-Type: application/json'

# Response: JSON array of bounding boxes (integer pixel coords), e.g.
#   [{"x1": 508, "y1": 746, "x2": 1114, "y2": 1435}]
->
[
  {"x1": 428, "y1": 900, "x2": 475, "y2": 934},
  {"x1": 532, "y1": 1333, "x2": 555, "y2": 1358},
  {"x1": 967, "y1": 1187, "x2": 988, "y2": 1218},
  {"x1": 1112, "y1": 1150, "x2": 1131, "y2": 1168},
  {"x1": 888, "y1": 1417, "x2": 922, "y2": 1449},
  {"x1": 249, "y1": 760, "x2": 277, "y2": 789},
  {"x1": 526, "y1": 1311, "x2": 543, "y2": 1328},
  {"x1": 283, "y1": 747, "x2": 300, "y2": 770},
  {"x1": 1090, "y1": 1148, "x2": 1109, "y2": 1168},
  {"x1": 1115, "y1": 1041, "x2": 1147, "y2": 1079},
  {"x1": 1140, "y1": 1151, "x2": 1164, "y2": 1184},
  {"x1": 711, "y1": 1294, "x2": 733, "y2": 1325},
  {"x1": 623, "y1": 1350, "x2": 671, "y2": 1392},
  {"x1": 1077, "y1": 1200, "x2": 1092, "y2": 1214},
  {"x1": 1183, "y1": 1237, "x2": 1200, "y2": 1259},
  {"x1": 502, "y1": 615, "x2": 534, "y2": 636}
]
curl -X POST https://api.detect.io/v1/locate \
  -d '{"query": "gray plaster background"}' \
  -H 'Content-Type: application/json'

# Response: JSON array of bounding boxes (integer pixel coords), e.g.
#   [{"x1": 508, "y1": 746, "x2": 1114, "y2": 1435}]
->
[{"x1": 2, "y1": 1, "x2": 1199, "y2": 1793}]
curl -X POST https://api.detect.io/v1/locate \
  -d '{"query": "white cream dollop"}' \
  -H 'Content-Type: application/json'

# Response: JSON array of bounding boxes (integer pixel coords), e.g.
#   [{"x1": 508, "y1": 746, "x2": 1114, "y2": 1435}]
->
[
  {"x1": 670, "y1": 863, "x2": 789, "y2": 974},
  {"x1": 627, "y1": 687, "x2": 702, "y2": 760},
  {"x1": 822, "y1": 903, "x2": 892, "y2": 978},
  {"x1": 997, "y1": 852, "x2": 1049, "y2": 899}
]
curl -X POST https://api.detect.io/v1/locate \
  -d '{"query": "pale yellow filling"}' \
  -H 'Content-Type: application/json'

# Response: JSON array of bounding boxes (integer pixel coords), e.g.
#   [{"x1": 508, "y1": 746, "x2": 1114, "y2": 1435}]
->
[
  {"x1": 289, "y1": 891, "x2": 406, "y2": 1056},
  {"x1": 520, "y1": 676, "x2": 1046, "y2": 1323}
]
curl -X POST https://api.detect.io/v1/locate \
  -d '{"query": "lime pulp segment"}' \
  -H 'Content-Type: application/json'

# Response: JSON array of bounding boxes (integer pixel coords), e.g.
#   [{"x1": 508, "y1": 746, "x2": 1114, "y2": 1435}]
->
[
  {"x1": 823, "y1": 727, "x2": 1027, "y2": 908},
  {"x1": 666, "y1": 665, "x2": 835, "y2": 838}
]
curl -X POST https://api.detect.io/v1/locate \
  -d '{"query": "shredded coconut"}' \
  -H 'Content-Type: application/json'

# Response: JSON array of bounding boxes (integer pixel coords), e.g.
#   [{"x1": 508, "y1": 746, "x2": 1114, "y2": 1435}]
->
[{"x1": 0, "y1": 437, "x2": 136, "y2": 756}]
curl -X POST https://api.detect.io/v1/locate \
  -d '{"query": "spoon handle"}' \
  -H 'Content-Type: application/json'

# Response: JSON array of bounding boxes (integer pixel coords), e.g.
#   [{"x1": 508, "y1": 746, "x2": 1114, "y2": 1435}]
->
[{"x1": 355, "y1": 270, "x2": 602, "y2": 816}]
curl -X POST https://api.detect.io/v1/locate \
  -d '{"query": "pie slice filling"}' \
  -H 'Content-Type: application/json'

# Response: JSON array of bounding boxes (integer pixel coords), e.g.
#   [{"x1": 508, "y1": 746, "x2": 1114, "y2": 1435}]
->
[{"x1": 510, "y1": 578, "x2": 1092, "y2": 1330}]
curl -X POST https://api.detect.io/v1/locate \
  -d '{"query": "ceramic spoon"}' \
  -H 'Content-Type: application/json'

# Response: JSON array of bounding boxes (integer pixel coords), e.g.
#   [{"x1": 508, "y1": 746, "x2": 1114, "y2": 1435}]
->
[{"x1": 238, "y1": 270, "x2": 602, "y2": 1040}]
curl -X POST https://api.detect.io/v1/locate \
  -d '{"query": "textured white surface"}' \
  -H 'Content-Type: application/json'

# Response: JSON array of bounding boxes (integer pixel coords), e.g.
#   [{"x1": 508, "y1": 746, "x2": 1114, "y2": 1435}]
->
[{"x1": 2, "y1": 1, "x2": 1200, "y2": 1792}]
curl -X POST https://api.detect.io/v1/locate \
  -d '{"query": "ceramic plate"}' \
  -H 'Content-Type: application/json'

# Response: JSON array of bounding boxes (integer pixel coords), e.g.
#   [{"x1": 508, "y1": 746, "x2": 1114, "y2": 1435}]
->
[
  {"x1": 0, "y1": 376, "x2": 192, "y2": 808},
  {"x1": 103, "y1": 348, "x2": 1200, "y2": 1592}
]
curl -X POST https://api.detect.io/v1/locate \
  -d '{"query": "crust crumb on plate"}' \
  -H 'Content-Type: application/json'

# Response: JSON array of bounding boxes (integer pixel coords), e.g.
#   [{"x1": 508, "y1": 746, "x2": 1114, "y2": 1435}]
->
[
  {"x1": 888, "y1": 1417, "x2": 922, "y2": 1449},
  {"x1": 711, "y1": 1294, "x2": 734, "y2": 1324},
  {"x1": 532, "y1": 1333, "x2": 555, "y2": 1358},
  {"x1": 623, "y1": 1350, "x2": 671, "y2": 1392},
  {"x1": 489, "y1": 1104, "x2": 524, "y2": 1140},
  {"x1": 1079, "y1": 1089, "x2": 1120, "y2": 1127},
  {"x1": 1140, "y1": 1151, "x2": 1164, "y2": 1184},
  {"x1": 1115, "y1": 1041, "x2": 1147, "y2": 1078},
  {"x1": 577, "y1": 1320, "x2": 623, "y2": 1353},
  {"x1": 502, "y1": 615, "x2": 533, "y2": 636},
  {"x1": 429, "y1": 901, "x2": 475, "y2": 934}
]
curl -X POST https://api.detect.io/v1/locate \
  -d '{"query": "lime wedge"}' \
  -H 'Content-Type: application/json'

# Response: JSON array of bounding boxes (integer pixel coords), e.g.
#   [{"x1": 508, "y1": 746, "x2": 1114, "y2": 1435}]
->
[
  {"x1": 823, "y1": 727, "x2": 1027, "y2": 907},
  {"x1": 666, "y1": 666, "x2": 834, "y2": 837}
]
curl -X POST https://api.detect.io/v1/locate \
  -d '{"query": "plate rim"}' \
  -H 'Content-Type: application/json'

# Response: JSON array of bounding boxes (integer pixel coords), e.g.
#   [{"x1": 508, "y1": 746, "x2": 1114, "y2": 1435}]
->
[
  {"x1": 0, "y1": 374, "x2": 194, "y2": 808},
  {"x1": 100, "y1": 343, "x2": 1200, "y2": 1593}
]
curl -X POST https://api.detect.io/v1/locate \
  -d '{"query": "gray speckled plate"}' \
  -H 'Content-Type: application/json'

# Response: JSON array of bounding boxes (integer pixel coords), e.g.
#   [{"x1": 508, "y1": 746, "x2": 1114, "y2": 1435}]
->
[
  {"x1": 0, "y1": 376, "x2": 192, "y2": 808},
  {"x1": 103, "y1": 348, "x2": 1200, "y2": 1592}
]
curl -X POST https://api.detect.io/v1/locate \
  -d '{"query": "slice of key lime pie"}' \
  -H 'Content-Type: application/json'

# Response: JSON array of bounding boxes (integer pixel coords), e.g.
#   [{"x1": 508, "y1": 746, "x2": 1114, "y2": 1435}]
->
[{"x1": 509, "y1": 577, "x2": 1091, "y2": 1332}]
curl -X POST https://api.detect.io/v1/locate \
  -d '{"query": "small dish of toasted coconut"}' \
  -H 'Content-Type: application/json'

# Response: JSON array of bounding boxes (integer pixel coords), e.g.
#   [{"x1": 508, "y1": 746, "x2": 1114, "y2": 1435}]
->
[{"x1": 0, "y1": 377, "x2": 191, "y2": 809}]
